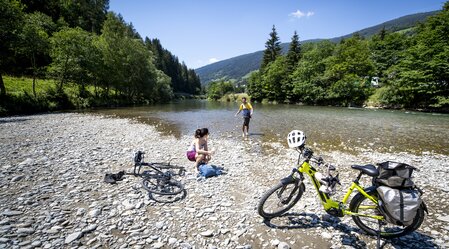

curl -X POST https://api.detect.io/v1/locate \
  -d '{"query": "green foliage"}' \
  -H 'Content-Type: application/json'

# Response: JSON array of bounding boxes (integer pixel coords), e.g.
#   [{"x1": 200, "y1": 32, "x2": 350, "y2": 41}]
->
[
  {"x1": 0, "y1": 0, "x2": 24, "y2": 96},
  {"x1": 261, "y1": 56, "x2": 289, "y2": 102},
  {"x1": 369, "y1": 30, "x2": 410, "y2": 80},
  {"x1": 2, "y1": 0, "x2": 199, "y2": 115},
  {"x1": 261, "y1": 25, "x2": 282, "y2": 69},
  {"x1": 246, "y1": 5, "x2": 449, "y2": 111},
  {"x1": 291, "y1": 41, "x2": 335, "y2": 104},
  {"x1": 145, "y1": 38, "x2": 201, "y2": 95},
  {"x1": 48, "y1": 27, "x2": 97, "y2": 91},
  {"x1": 206, "y1": 80, "x2": 234, "y2": 100},
  {"x1": 327, "y1": 74, "x2": 373, "y2": 106},
  {"x1": 247, "y1": 70, "x2": 263, "y2": 102},
  {"x1": 382, "y1": 3, "x2": 449, "y2": 108},
  {"x1": 286, "y1": 31, "x2": 302, "y2": 73}
]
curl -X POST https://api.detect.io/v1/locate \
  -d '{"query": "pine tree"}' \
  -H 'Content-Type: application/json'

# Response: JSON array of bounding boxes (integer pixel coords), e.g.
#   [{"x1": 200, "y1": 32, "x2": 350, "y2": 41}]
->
[
  {"x1": 286, "y1": 31, "x2": 302, "y2": 73},
  {"x1": 261, "y1": 25, "x2": 282, "y2": 69}
]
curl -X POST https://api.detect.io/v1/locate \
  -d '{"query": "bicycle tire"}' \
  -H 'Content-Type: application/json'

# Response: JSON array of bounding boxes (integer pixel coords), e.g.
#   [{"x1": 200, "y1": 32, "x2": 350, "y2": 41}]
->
[
  {"x1": 350, "y1": 191, "x2": 425, "y2": 238},
  {"x1": 141, "y1": 177, "x2": 184, "y2": 196},
  {"x1": 258, "y1": 181, "x2": 305, "y2": 219},
  {"x1": 151, "y1": 163, "x2": 186, "y2": 176}
]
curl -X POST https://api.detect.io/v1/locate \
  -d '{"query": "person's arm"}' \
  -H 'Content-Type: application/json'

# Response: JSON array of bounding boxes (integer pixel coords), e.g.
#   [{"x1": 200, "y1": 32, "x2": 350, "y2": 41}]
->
[
  {"x1": 235, "y1": 104, "x2": 242, "y2": 116},
  {"x1": 249, "y1": 103, "x2": 254, "y2": 116}
]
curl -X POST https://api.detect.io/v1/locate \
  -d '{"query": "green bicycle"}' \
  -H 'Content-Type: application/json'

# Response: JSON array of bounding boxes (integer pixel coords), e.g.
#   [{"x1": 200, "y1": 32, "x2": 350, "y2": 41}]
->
[{"x1": 257, "y1": 130, "x2": 427, "y2": 239}]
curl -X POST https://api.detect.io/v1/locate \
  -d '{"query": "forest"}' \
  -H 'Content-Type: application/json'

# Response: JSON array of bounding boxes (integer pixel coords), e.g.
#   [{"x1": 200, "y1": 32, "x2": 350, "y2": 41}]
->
[
  {"x1": 0, "y1": 0, "x2": 201, "y2": 115},
  {"x1": 208, "y1": 2, "x2": 448, "y2": 112}
]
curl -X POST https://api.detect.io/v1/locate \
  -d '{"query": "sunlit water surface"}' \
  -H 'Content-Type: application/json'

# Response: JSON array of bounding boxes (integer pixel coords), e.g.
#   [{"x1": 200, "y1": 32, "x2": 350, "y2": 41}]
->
[{"x1": 88, "y1": 100, "x2": 449, "y2": 155}]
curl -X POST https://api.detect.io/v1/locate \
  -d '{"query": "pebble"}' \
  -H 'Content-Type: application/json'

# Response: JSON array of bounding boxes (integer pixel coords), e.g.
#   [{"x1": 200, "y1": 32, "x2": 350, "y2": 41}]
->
[
  {"x1": 0, "y1": 113, "x2": 447, "y2": 249},
  {"x1": 1, "y1": 211, "x2": 23, "y2": 217},
  {"x1": 65, "y1": 232, "x2": 83, "y2": 244},
  {"x1": 200, "y1": 230, "x2": 214, "y2": 237}
]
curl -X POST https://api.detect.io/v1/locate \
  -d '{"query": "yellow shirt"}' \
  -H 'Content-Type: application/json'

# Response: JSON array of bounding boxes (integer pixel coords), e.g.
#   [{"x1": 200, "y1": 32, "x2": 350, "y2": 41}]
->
[
  {"x1": 239, "y1": 103, "x2": 253, "y2": 111},
  {"x1": 239, "y1": 103, "x2": 253, "y2": 117}
]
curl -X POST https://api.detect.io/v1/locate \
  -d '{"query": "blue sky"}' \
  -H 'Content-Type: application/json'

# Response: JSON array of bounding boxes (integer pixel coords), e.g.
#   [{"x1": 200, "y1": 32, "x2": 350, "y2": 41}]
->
[{"x1": 109, "y1": 0, "x2": 444, "y2": 69}]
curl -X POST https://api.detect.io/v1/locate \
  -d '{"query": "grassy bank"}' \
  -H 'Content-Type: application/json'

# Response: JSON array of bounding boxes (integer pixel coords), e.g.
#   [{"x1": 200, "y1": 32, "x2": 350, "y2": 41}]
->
[{"x1": 0, "y1": 76, "x2": 139, "y2": 116}]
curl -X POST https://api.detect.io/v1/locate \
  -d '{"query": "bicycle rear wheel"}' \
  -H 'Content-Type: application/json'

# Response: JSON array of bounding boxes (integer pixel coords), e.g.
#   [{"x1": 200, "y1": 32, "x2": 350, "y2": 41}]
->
[
  {"x1": 151, "y1": 163, "x2": 186, "y2": 176},
  {"x1": 142, "y1": 176, "x2": 184, "y2": 196},
  {"x1": 258, "y1": 181, "x2": 304, "y2": 219},
  {"x1": 350, "y1": 191, "x2": 425, "y2": 238}
]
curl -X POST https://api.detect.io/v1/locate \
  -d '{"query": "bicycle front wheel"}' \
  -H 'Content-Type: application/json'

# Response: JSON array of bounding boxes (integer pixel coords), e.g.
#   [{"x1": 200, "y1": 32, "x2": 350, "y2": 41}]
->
[
  {"x1": 257, "y1": 181, "x2": 304, "y2": 219},
  {"x1": 350, "y1": 191, "x2": 425, "y2": 238},
  {"x1": 142, "y1": 177, "x2": 184, "y2": 196}
]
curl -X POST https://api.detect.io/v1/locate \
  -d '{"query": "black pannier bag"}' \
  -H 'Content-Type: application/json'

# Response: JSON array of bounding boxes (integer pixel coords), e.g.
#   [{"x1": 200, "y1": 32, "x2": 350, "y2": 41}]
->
[{"x1": 376, "y1": 161, "x2": 417, "y2": 188}]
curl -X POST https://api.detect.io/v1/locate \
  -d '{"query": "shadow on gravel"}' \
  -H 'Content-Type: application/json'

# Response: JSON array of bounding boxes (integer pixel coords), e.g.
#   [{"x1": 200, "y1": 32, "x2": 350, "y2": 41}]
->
[
  {"x1": 263, "y1": 212, "x2": 437, "y2": 249},
  {"x1": 148, "y1": 189, "x2": 187, "y2": 203},
  {"x1": 0, "y1": 118, "x2": 29, "y2": 124},
  {"x1": 378, "y1": 232, "x2": 437, "y2": 249}
]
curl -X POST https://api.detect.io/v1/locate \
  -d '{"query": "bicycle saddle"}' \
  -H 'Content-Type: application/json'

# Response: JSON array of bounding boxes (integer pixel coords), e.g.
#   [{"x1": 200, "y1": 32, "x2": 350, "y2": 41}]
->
[{"x1": 351, "y1": 164, "x2": 379, "y2": 177}]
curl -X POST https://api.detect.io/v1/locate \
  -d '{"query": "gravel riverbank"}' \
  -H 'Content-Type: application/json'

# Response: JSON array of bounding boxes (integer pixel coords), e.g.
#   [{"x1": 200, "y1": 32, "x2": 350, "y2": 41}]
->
[{"x1": 0, "y1": 113, "x2": 448, "y2": 249}]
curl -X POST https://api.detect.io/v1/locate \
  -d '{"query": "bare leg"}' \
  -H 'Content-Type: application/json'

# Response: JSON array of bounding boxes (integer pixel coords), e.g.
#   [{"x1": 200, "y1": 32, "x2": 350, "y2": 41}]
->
[{"x1": 194, "y1": 154, "x2": 205, "y2": 170}]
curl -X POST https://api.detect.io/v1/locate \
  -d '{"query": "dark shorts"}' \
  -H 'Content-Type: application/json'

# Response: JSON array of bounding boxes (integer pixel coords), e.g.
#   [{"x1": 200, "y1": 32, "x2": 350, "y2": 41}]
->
[
  {"x1": 186, "y1": 151, "x2": 196, "y2": 161},
  {"x1": 243, "y1": 117, "x2": 250, "y2": 126}
]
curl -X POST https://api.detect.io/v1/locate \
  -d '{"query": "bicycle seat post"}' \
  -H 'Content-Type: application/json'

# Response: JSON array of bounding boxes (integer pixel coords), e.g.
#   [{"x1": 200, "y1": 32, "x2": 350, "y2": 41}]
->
[{"x1": 354, "y1": 172, "x2": 363, "y2": 184}]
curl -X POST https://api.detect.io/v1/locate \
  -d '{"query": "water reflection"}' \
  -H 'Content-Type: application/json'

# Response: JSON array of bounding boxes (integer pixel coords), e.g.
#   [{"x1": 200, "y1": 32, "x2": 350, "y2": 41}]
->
[{"x1": 90, "y1": 100, "x2": 449, "y2": 155}]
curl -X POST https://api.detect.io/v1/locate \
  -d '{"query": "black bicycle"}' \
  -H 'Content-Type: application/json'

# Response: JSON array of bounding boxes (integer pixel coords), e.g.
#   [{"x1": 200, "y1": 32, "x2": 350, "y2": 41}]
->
[{"x1": 133, "y1": 151, "x2": 186, "y2": 196}]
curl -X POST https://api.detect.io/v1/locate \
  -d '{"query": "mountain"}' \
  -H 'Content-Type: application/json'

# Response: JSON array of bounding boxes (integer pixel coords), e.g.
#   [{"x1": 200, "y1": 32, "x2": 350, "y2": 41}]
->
[{"x1": 195, "y1": 10, "x2": 439, "y2": 85}]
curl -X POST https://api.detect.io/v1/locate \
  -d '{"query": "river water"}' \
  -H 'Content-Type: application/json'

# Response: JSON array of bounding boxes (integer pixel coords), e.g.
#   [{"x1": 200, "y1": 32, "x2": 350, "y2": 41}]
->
[{"x1": 90, "y1": 100, "x2": 449, "y2": 155}]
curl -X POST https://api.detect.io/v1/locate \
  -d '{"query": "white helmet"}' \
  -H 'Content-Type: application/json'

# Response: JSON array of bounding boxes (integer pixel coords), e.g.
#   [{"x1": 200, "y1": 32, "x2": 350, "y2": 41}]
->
[{"x1": 287, "y1": 130, "x2": 306, "y2": 148}]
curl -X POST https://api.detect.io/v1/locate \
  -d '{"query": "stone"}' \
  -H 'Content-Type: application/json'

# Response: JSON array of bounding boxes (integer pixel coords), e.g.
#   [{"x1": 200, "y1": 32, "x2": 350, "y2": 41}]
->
[
  {"x1": 11, "y1": 175, "x2": 25, "y2": 182},
  {"x1": 17, "y1": 228, "x2": 35, "y2": 235},
  {"x1": 168, "y1": 238, "x2": 177, "y2": 245},
  {"x1": 321, "y1": 232, "x2": 333, "y2": 239},
  {"x1": 2, "y1": 210, "x2": 22, "y2": 217},
  {"x1": 278, "y1": 242, "x2": 290, "y2": 249},
  {"x1": 437, "y1": 216, "x2": 449, "y2": 222},
  {"x1": 82, "y1": 224, "x2": 97, "y2": 233},
  {"x1": 152, "y1": 242, "x2": 164, "y2": 248},
  {"x1": 65, "y1": 232, "x2": 83, "y2": 244},
  {"x1": 89, "y1": 209, "x2": 101, "y2": 218},
  {"x1": 200, "y1": 230, "x2": 214, "y2": 237}
]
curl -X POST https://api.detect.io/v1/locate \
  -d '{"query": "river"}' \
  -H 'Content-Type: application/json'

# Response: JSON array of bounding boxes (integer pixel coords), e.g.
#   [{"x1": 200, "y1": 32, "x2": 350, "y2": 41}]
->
[{"x1": 89, "y1": 100, "x2": 449, "y2": 155}]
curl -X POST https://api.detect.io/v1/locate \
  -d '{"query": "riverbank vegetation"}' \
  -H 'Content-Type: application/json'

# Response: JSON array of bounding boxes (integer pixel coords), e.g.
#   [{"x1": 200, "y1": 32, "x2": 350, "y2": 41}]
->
[
  {"x1": 244, "y1": 2, "x2": 448, "y2": 111},
  {"x1": 0, "y1": 0, "x2": 201, "y2": 116}
]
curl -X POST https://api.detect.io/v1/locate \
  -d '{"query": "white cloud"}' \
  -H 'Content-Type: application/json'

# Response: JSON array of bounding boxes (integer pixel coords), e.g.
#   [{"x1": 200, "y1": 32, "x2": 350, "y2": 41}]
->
[
  {"x1": 290, "y1": 10, "x2": 314, "y2": 19},
  {"x1": 208, "y1": 58, "x2": 219, "y2": 63}
]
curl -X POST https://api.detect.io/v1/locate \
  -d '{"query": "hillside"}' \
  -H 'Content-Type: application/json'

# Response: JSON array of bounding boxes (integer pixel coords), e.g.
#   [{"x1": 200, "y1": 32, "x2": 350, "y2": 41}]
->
[{"x1": 195, "y1": 10, "x2": 439, "y2": 85}]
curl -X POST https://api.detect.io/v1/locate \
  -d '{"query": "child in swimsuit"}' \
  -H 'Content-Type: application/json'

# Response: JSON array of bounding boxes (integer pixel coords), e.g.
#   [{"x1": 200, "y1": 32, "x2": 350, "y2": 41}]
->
[{"x1": 186, "y1": 128, "x2": 214, "y2": 170}]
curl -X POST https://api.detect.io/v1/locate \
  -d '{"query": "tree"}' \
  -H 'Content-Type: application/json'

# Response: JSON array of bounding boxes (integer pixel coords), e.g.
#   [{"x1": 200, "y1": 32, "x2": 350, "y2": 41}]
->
[
  {"x1": 291, "y1": 41, "x2": 335, "y2": 104},
  {"x1": 97, "y1": 12, "x2": 172, "y2": 102},
  {"x1": 261, "y1": 25, "x2": 282, "y2": 69},
  {"x1": 19, "y1": 12, "x2": 55, "y2": 96},
  {"x1": 0, "y1": 0, "x2": 24, "y2": 97},
  {"x1": 369, "y1": 30, "x2": 410, "y2": 82},
  {"x1": 261, "y1": 56, "x2": 289, "y2": 102},
  {"x1": 59, "y1": 0, "x2": 109, "y2": 33},
  {"x1": 145, "y1": 37, "x2": 200, "y2": 95},
  {"x1": 392, "y1": 2, "x2": 449, "y2": 108},
  {"x1": 247, "y1": 71, "x2": 263, "y2": 102},
  {"x1": 286, "y1": 31, "x2": 302, "y2": 73},
  {"x1": 48, "y1": 27, "x2": 97, "y2": 92},
  {"x1": 325, "y1": 35, "x2": 374, "y2": 105},
  {"x1": 206, "y1": 80, "x2": 234, "y2": 100}
]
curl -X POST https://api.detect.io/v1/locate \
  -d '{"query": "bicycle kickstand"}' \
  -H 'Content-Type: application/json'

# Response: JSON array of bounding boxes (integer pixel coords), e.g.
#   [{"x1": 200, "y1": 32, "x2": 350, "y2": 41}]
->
[{"x1": 376, "y1": 221, "x2": 387, "y2": 249}]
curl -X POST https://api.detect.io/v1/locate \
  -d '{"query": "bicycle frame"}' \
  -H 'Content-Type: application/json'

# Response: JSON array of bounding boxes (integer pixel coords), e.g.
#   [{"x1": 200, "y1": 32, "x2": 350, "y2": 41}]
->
[{"x1": 294, "y1": 158, "x2": 384, "y2": 220}]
